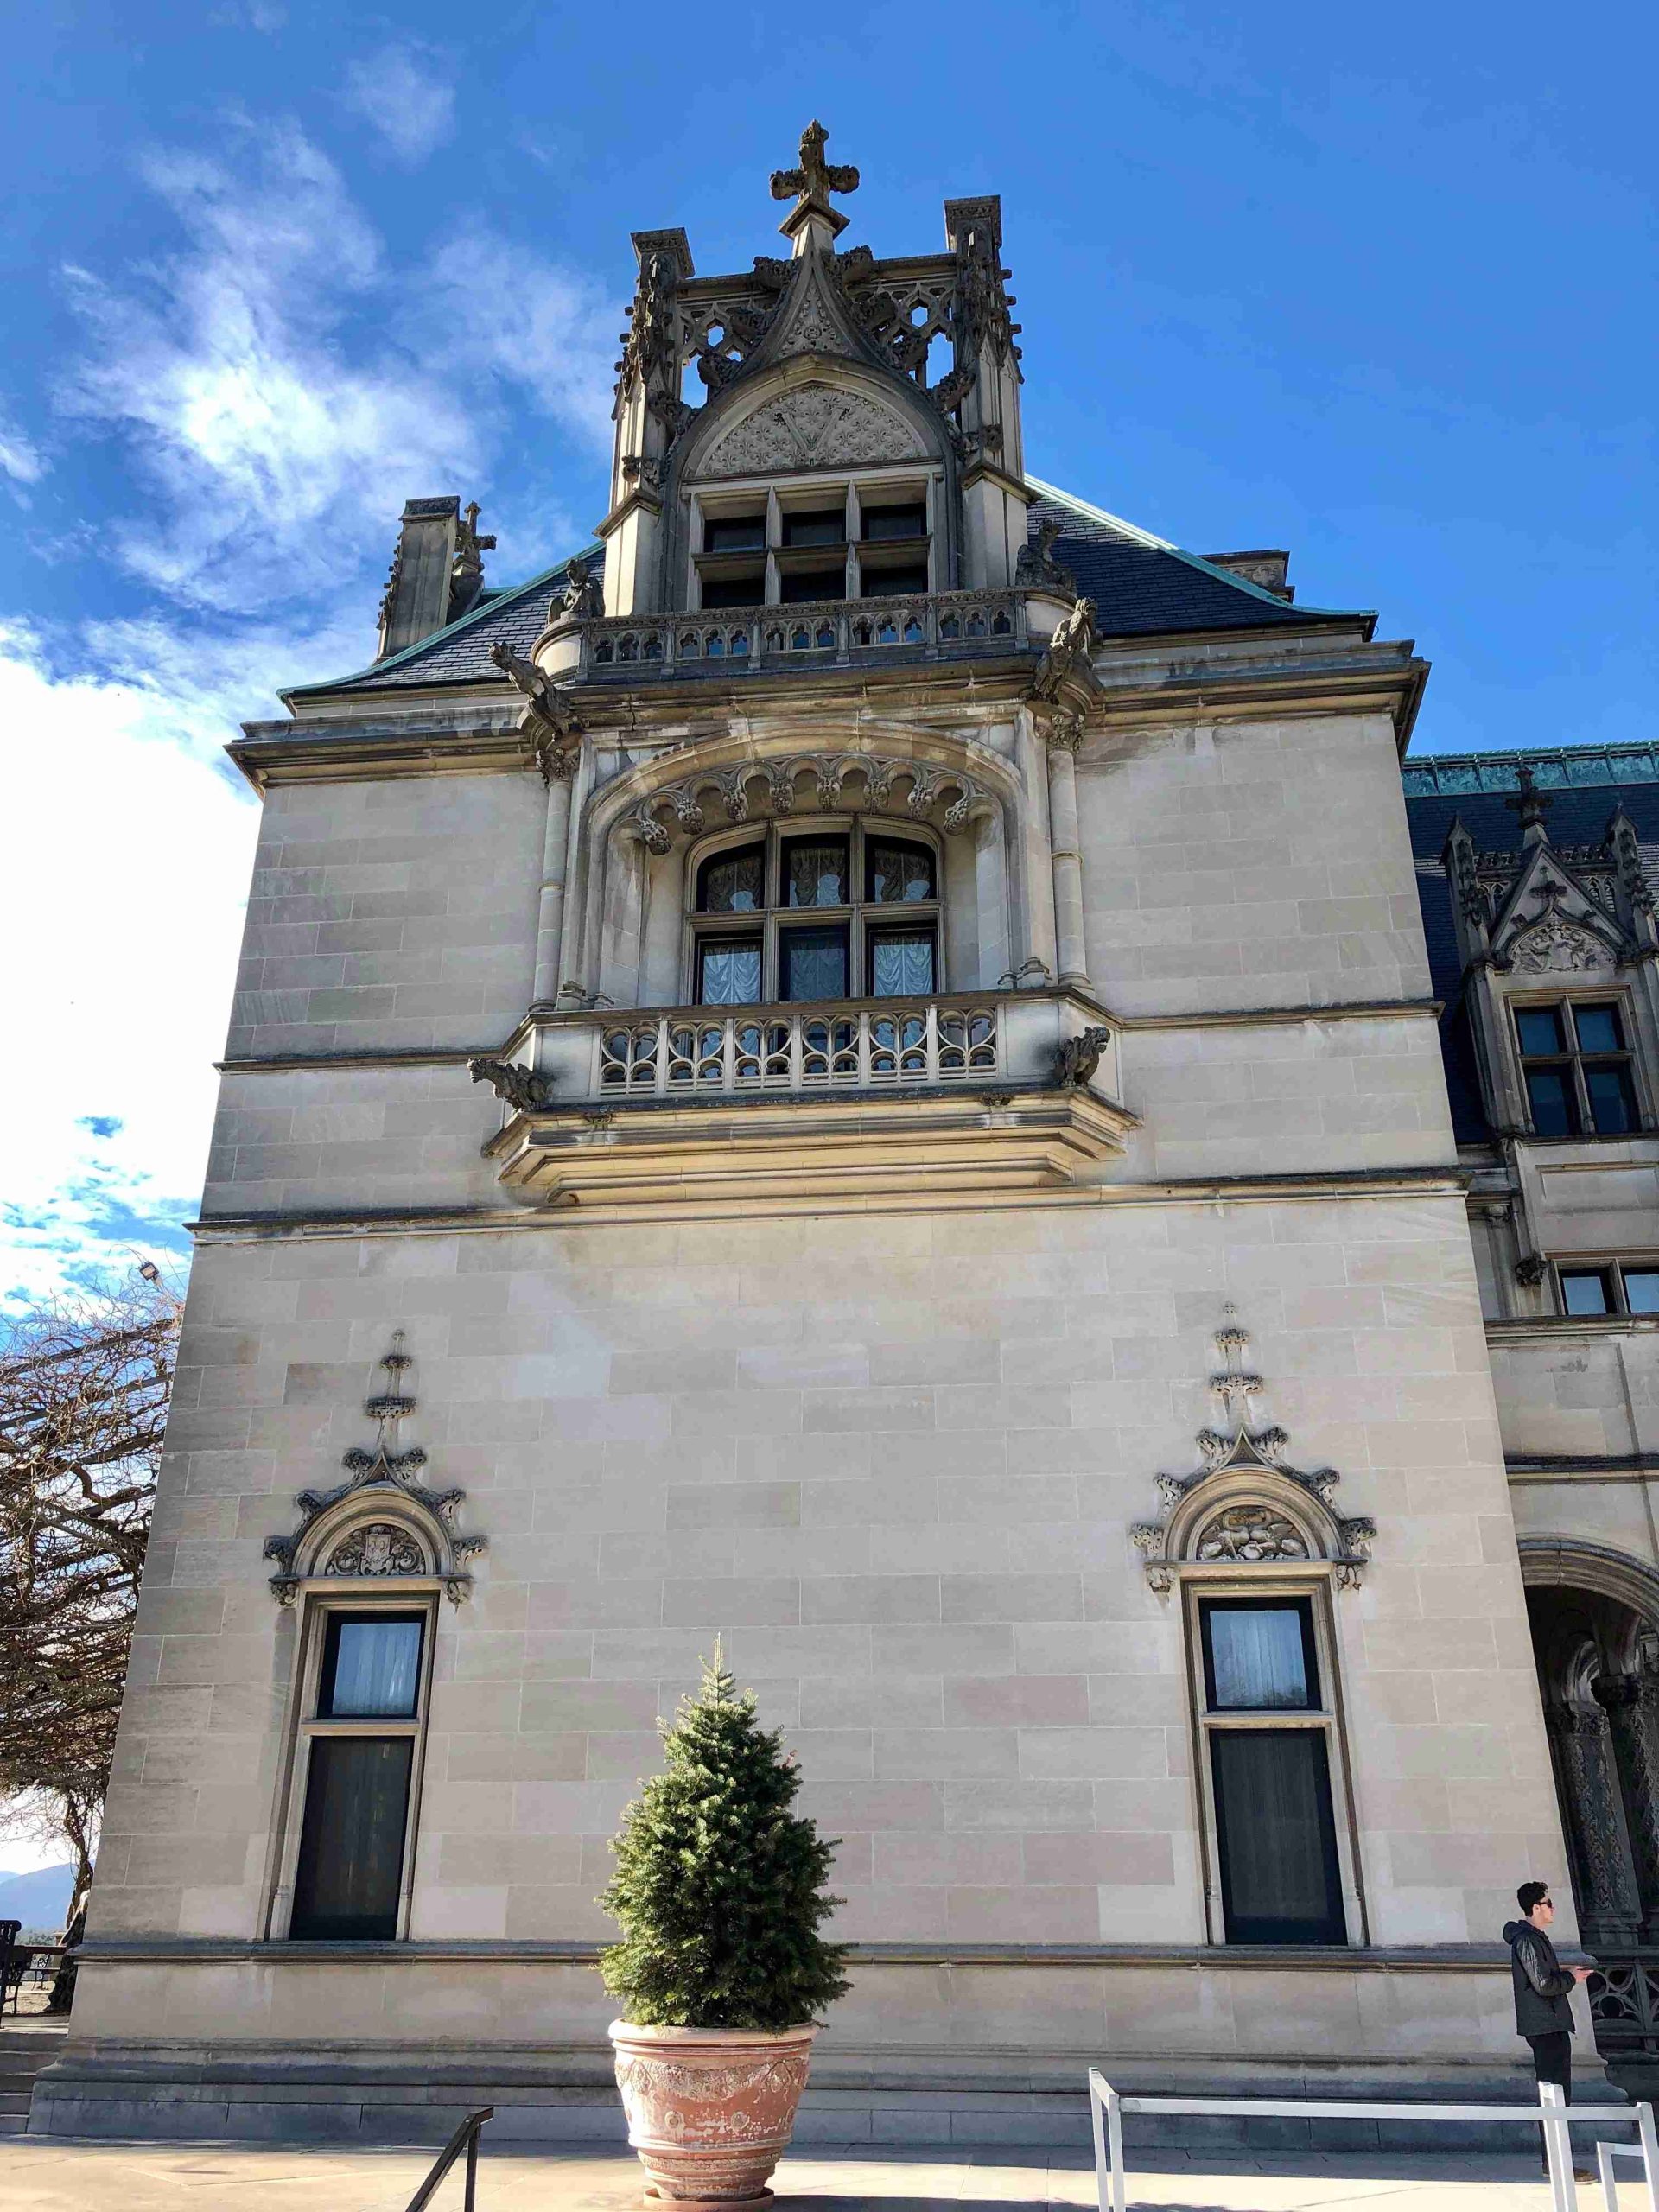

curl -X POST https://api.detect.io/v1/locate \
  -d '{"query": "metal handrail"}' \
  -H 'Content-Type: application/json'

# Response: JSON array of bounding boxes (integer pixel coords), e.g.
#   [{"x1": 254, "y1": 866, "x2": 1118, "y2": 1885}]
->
[
  {"x1": 1088, "y1": 2070, "x2": 1657, "y2": 2212},
  {"x1": 403, "y1": 2106, "x2": 493, "y2": 2212}
]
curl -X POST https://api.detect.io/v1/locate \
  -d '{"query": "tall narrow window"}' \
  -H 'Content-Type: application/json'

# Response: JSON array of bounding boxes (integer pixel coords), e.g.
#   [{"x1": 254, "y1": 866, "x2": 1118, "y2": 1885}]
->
[
  {"x1": 1516, "y1": 1001, "x2": 1641, "y2": 1136},
  {"x1": 1198, "y1": 1596, "x2": 1346, "y2": 1945},
  {"x1": 289, "y1": 1608, "x2": 426, "y2": 1942}
]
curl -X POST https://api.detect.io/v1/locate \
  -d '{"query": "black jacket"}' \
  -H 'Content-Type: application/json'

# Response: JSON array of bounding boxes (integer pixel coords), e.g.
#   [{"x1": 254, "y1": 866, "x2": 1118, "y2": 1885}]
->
[{"x1": 1503, "y1": 1918, "x2": 1577, "y2": 2037}]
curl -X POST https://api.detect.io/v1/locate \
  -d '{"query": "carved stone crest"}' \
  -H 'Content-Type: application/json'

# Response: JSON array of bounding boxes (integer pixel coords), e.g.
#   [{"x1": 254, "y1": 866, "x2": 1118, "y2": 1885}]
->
[
  {"x1": 1510, "y1": 918, "x2": 1611, "y2": 973},
  {"x1": 702, "y1": 385, "x2": 926, "y2": 478},
  {"x1": 263, "y1": 1333, "x2": 486, "y2": 1605},
  {"x1": 1129, "y1": 1313, "x2": 1376, "y2": 1592}
]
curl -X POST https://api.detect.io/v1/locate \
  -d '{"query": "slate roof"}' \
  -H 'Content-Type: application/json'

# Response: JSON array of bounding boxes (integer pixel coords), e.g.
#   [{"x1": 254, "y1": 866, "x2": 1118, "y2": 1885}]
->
[
  {"x1": 1401, "y1": 750, "x2": 1659, "y2": 1145},
  {"x1": 288, "y1": 481, "x2": 1370, "y2": 700},
  {"x1": 1024, "y1": 478, "x2": 1371, "y2": 641}
]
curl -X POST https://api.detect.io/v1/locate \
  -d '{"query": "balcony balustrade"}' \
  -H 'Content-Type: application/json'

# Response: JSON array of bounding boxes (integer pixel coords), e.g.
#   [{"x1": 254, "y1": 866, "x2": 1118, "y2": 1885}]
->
[
  {"x1": 480, "y1": 988, "x2": 1135, "y2": 1216},
  {"x1": 543, "y1": 588, "x2": 1031, "y2": 683}
]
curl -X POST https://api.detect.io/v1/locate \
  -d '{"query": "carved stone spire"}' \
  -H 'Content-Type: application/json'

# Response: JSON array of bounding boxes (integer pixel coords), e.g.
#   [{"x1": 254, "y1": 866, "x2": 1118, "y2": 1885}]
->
[
  {"x1": 1506, "y1": 760, "x2": 1554, "y2": 847},
  {"x1": 770, "y1": 119, "x2": 859, "y2": 253}
]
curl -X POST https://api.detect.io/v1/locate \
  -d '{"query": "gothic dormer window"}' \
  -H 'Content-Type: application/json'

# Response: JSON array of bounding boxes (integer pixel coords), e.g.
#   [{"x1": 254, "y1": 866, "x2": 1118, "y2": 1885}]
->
[{"x1": 690, "y1": 821, "x2": 939, "y2": 1006}]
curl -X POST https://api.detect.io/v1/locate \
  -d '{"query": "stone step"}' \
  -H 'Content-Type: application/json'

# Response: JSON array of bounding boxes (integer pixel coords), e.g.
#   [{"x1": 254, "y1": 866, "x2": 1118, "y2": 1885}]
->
[{"x1": 0, "y1": 2113, "x2": 28, "y2": 2136}]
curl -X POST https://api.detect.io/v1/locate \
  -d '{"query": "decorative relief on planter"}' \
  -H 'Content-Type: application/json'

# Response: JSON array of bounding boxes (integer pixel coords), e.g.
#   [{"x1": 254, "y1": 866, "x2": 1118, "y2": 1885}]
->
[
  {"x1": 1129, "y1": 1311, "x2": 1376, "y2": 1592},
  {"x1": 263, "y1": 1332, "x2": 486, "y2": 1606}
]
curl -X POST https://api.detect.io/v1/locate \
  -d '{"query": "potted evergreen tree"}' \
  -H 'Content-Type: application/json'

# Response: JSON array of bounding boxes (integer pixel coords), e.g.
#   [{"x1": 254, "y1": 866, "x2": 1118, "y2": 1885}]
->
[{"x1": 601, "y1": 1651, "x2": 849, "y2": 2209}]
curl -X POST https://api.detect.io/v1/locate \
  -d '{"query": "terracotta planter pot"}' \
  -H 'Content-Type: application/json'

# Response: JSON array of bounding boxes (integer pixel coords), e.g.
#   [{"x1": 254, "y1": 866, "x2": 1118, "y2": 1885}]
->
[{"x1": 608, "y1": 2018, "x2": 820, "y2": 2210}]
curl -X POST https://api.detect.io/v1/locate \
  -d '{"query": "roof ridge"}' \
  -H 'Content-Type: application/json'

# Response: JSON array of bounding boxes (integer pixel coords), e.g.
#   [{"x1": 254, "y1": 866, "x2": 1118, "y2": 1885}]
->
[{"x1": 284, "y1": 547, "x2": 600, "y2": 701}]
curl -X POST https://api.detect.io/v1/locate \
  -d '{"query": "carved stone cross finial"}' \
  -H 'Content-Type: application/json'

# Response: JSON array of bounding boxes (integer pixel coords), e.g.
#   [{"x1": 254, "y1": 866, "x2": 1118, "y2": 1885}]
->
[
  {"x1": 1506, "y1": 760, "x2": 1554, "y2": 841},
  {"x1": 770, "y1": 119, "x2": 859, "y2": 244}
]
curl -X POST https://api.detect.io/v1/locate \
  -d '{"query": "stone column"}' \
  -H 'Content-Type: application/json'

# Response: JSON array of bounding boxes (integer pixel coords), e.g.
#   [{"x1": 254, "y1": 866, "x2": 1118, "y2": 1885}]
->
[
  {"x1": 1548, "y1": 1703, "x2": 1642, "y2": 1944},
  {"x1": 1596, "y1": 1673, "x2": 1659, "y2": 1938},
  {"x1": 531, "y1": 752, "x2": 578, "y2": 1010},
  {"x1": 1046, "y1": 715, "x2": 1088, "y2": 989}
]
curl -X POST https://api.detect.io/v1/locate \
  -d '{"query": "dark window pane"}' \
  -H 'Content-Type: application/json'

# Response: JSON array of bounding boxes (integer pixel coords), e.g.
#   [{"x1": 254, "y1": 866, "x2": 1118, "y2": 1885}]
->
[
  {"x1": 780, "y1": 508, "x2": 845, "y2": 548},
  {"x1": 860, "y1": 563, "x2": 931, "y2": 598},
  {"x1": 1516, "y1": 1007, "x2": 1567, "y2": 1057},
  {"x1": 868, "y1": 840, "x2": 935, "y2": 904},
  {"x1": 1572, "y1": 1004, "x2": 1624, "y2": 1054},
  {"x1": 697, "y1": 847, "x2": 764, "y2": 914},
  {"x1": 779, "y1": 569, "x2": 843, "y2": 604},
  {"x1": 1561, "y1": 1270, "x2": 1613, "y2": 1317},
  {"x1": 1526, "y1": 1066, "x2": 1580, "y2": 1136},
  {"x1": 321, "y1": 1615, "x2": 423, "y2": 1719},
  {"x1": 290, "y1": 1736, "x2": 413, "y2": 1941},
  {"x1": 870, "y1": 930, "x2": 936, "y2": 997},
  {"x1": 703, "y1": 515, "x2": 766, "y2": 554},
  {"x1": 861, "y1": 502, "x2": 927, "y2": 542},
  {"x1": 781, "y1": 925, "x2": 848, "y2": 1002},
  {"x1": 1210, "y1": 1729, "x2": 1345, "y2": 1944},
  {"x1": 700, "y1": 573, "x2": 764, "y2": 608},
  {"x1": 1203, "y1": 1602, "x2": 1315, "y2": 1711},
  {"x1": 784, "y1": 840, "x2": 849, "y2": 909},
  {"x1": 1624, "y1": 1270, "x2": 1659, "y2": 1315},
  {"x1": 697, "y1": 938, "x2": 761, "y2": 1007},
  {"x1": 1585, "y1": 1064, "x2": 1639, "y2": 1135}
]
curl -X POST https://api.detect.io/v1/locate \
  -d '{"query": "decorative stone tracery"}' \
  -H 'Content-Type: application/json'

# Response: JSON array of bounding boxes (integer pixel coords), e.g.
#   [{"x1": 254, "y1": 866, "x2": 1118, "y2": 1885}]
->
[
  {"x1": 1130, "y1": 1313, "x2": 1376, "y2": 1593},
  {"x1": 263, "y1": 1332, "x2": 486, "y2": 1605},
  {"x1": 624, "y1": 752, "x2": 989, "y2": 854}
]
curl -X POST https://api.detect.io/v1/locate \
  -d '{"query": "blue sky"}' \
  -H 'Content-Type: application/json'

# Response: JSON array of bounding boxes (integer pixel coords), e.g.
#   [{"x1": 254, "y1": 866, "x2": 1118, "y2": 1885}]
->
[{"x1": 0, "y1": 0, "x2": 1653, "y2": 1313}]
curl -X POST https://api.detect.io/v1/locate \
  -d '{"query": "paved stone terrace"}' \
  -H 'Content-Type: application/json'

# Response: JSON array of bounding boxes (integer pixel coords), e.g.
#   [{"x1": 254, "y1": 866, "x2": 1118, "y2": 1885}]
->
[{"x1": 2, "y1": 2142, "x2": 1601, "y2": 2212}]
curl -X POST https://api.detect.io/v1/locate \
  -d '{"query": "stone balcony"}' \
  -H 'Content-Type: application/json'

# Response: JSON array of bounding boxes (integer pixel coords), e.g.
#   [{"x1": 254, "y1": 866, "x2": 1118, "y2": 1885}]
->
[
  {"x1": 537, "y1": 588, "x2": 1034, "y2": 685},
  {"x1": 481, "y1": 988, "x2": 1135, "y2": 1215}
]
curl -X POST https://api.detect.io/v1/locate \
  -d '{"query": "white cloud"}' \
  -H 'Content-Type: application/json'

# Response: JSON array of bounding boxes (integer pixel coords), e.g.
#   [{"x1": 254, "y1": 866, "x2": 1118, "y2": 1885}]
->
[
  {"x1": 344, "y1": 46, "x2": 456, "y2": 165},
  {"x1": 0, "y1": 407, "x2": 46, "y2": 489},
  {"x1": 55, "y1": 123, "x2": 617, "y2": 615},
  {"x1": 0, "y1": 611, "x2": 363, "y2": 1312}
]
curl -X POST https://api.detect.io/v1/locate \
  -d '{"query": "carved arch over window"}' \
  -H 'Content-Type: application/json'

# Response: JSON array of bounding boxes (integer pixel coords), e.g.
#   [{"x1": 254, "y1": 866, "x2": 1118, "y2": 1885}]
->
[
  {"x1": 1130, "y1": 1315, "x2": 1376, "y2": 1594},
  {"x1": 621, "y1": 752, "x2": 995, "y2": 855},
  {"x1": 263, "y1": 1333, "x2": 486, "y2": 1607}
]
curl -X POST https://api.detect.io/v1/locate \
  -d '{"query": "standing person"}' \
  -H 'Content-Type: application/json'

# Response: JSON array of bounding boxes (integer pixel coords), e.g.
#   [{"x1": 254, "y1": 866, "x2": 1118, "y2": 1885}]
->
[{"x1": 1503, "y1": 1881, "x2": 1592, "y2": 2174}]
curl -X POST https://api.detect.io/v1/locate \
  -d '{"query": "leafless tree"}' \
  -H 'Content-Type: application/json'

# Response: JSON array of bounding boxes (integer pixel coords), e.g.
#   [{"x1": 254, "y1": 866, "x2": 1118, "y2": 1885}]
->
[{"x1": 0, "y1": 1270, "x2": 181, "y2": 1938}]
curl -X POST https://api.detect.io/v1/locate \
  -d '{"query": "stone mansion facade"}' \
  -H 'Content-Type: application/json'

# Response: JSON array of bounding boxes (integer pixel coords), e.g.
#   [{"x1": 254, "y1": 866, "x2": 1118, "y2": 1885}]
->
[{"x1": 36, "y1": 129, "x2": 1659, "y2": 2141}]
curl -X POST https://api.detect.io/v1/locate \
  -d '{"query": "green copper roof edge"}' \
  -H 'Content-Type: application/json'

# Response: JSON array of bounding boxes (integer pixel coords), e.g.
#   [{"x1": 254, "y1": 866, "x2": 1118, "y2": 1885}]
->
[
  {"x1": 283, "y1": 547, "x2": 601, "y2": 699},
  {"x1": 1402, "y1": 744, "x2": 1659, "y2": 796},
  {"x1": 1024, "y1": 474, "x2": 1371, "y2": 625}
]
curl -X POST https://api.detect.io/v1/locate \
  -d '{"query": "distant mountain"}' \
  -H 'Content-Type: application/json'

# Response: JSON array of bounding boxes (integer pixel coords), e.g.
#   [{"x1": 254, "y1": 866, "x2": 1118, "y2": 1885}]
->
[{"x1": 0, "y1": 1863, "x2": 75, "y2": 1934}]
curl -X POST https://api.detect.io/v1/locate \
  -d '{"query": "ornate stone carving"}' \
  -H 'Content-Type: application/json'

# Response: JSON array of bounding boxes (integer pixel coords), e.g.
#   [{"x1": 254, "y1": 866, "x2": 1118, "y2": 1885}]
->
[
  {"x1": 1511, "y1": 918, "x2": 1611, "y2": 973},
  {"x1": 448, "y1": 502, "x2": 496, "y2": 622},
  {"x1": 702, "y1": 384, "x2": 926, "y2": 478},
  {"x1": 488, "y1": 640, "x2": 582, "y2": 785},
  {"x1": 950, "y1": 197, "x2": 1020, "y2": 375},
  {"x1": 1031, "y1": 597, "x2": 1100, "y2": 705},
  {"x1": 1129, "y1": 1312, "x2": 1374, "y2": 1592},
  {"x1": 467, "y1": 1056, "x2": 550, "y2": 1113},
  {"x1": 627, "y1": 753, "x2": 985, "y2": 850},
  {"x1": 1054, "y1": 1026, "x2": 1111, "y2": 1090},
  {"x1": 1515, "y1": 1252, "x2": 1549, "y2": 1287},
  {"x1": 1597, "y1": 1671, "x2": 1659, "y2": 1936},
  {"x1": 614, "y1": 235, "x2": 688, "y2": 419},
  {"x1": 326, "y1": 1522, "x2": 424, "y2": 1579},
  {"x1": 263, "y1": 1334, "x2": 485, "y2": 1606},
  {"x1": 1016, "y1": 518, "x2": 1077, "y2": 594},
  {"x1": 555, "y1": 554, "x2": 605, "y2": 622},
  {"x1": 769, "y1": 118, "x2": 859, "y2": 237},
  {"x1": 1195, "y1": 1505, "x2": 1309, "y2": 1565},
  {"x1": 1549, "y1": 1702, "x2": 1642, "y2": 1941}
]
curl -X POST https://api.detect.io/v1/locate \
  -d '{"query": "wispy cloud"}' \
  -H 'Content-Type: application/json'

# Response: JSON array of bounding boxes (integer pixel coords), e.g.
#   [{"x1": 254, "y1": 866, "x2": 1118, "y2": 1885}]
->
[
  {"x1": 344, "y1": 45, "x2": 456, "y2": 165},
  {"x1": 429, "y1": 223, "x2": 620, "y2": 453},
  {"x1": 0, "y1": 407, "x2": 47, "y2": 492}
]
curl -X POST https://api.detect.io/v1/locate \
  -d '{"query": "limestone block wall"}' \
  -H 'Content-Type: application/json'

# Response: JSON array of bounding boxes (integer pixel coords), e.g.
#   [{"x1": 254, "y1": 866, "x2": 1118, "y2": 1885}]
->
[
  {"x1": 226, "y1": 771, "x2": 545, "y2": 1060},
  {"x1": 1077, "y1": 711, "x2": 1432, "y2": 1018},
  {"x1": 87, "y1": 1187, "x2": 1560, "y2": 1990}
]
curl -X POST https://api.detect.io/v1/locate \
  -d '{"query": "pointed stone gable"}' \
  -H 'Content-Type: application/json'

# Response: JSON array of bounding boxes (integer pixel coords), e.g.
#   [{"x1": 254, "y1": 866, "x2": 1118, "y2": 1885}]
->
[{"x1": 701, "y1": 381, "x2": 928, "y2": 475}]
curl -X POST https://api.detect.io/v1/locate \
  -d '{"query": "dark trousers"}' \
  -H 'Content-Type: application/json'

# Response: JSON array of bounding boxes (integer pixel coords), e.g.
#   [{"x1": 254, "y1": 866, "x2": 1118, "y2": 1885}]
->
[{"x1": 1527, "y1": 2033, "x2": 1573, "y2": 2170}]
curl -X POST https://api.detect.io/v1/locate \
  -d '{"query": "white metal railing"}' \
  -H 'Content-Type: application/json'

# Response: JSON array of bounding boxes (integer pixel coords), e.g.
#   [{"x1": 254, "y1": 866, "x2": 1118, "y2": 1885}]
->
[
  {"x1": 595, "y1": 1001, "x2": 1000, "y2": 1098},
  {"x1": 1088, "y1": 2070, "x2": 1657, "y2": 2212}
]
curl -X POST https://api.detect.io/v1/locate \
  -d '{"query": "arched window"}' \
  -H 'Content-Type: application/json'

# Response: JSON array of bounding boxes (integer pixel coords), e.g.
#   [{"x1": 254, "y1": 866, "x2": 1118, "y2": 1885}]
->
[{"x1": 689, "y1": 821, "x2": 941, "y2": 1007}]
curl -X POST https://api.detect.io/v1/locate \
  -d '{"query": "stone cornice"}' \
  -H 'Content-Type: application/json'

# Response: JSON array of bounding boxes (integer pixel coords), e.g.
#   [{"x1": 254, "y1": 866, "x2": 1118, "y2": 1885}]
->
[
  {"x1": 73, "y1": 1935, "x2": 1530, "y2": 1973},
  {"x1": 188, "y1": 1165, "x2": 1468, "y2": 1242}
]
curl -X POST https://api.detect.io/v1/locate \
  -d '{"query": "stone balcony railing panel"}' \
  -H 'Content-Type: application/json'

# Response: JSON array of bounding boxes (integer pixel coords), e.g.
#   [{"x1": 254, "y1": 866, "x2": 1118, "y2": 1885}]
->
[
  {"x1": 480, "y1": 988, "x2": 1133, "y2": 1216},
  {"x1": 537, "y1": 589, "x2": 1033, "y2": 683}
]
